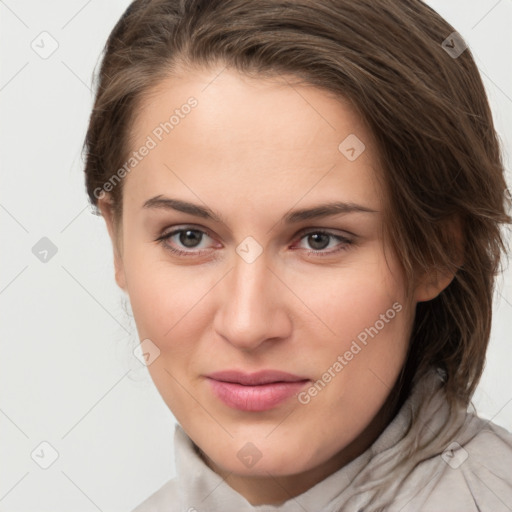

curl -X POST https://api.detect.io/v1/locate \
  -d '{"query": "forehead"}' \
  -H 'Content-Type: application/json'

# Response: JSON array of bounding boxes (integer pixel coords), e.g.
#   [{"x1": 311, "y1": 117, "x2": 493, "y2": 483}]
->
[{"x1": 123, "y1": 67, "x2": 383, "y2": 213}]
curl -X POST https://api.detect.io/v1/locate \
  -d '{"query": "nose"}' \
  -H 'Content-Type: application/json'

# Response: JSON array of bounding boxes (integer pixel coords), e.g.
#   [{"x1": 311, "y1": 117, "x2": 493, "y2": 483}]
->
[{"x1": 213, "y1": 247, "x2": 292, "y2": 351}]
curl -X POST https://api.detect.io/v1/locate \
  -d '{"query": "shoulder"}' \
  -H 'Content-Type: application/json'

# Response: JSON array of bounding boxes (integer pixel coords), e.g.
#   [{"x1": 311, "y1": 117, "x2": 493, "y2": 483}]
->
[
  {"x1": 130, "y1": 477, "x2": 181, "y2": 512},
  {"x1": 397, "y1": 415, "x2": 512, "y2": 512}
]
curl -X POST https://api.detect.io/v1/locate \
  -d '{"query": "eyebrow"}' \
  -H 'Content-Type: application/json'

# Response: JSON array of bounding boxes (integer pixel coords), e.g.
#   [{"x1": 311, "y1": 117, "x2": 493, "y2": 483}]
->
[{"x1": 142, "y1": 195, "x2": 377, "y2": 224}]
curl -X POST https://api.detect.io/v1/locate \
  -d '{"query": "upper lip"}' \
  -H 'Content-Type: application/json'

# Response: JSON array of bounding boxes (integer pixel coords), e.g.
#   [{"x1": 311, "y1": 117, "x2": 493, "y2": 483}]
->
[{"x1": 206, "y1": 370, "x2": 309, "y2": 386}]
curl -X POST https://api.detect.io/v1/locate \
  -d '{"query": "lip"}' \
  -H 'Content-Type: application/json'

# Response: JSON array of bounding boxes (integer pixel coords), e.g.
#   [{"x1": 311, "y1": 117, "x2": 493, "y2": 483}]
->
[{"x1": 206, "y1": 370, "x2": 310, "y2": 412}]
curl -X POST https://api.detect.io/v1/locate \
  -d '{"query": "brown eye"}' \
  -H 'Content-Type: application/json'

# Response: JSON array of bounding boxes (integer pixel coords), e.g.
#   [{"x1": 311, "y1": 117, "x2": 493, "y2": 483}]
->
[
  {"x1": 295, "y1": 230, "x2": 354, "y2": 256},
  {"x1": 307, "y1": 233, "x2": 331, "y2": 250},
  {"x1": 156, "y1": 226, "x2": 215, "y2": 256},
  {"x1": 179, "y1": 229, "x2": 203, "y2": 248}
]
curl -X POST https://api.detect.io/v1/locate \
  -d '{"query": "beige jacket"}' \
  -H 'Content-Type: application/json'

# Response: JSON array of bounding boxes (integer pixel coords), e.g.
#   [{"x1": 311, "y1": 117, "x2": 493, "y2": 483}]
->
[{"x1": 131, "y1": 368, "x2": 512, "y2": 511}]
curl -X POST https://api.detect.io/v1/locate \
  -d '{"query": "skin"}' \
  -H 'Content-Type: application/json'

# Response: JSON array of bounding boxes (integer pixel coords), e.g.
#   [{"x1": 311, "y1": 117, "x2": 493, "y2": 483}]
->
[{"x1": 98, "y1": 66, "x2": 454, "y2": 505}]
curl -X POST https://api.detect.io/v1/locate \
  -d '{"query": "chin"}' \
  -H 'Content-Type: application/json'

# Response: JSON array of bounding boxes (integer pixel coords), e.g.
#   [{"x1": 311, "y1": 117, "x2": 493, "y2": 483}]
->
[{"x1": 200, "y1": 434, "x2": 320, "y2": 477}]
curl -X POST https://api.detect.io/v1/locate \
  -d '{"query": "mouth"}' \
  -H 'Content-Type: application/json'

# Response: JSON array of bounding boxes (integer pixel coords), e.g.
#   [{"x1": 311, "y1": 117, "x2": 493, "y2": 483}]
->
[{"x1": 206, "y1": 370, "x2": 310, "y2": 412}]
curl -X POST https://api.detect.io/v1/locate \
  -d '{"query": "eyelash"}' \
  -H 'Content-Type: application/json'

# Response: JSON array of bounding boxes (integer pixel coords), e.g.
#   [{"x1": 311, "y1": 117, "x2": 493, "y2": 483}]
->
[{"x1": 155, "y1": 226, "x2": 354, "y2": 258}]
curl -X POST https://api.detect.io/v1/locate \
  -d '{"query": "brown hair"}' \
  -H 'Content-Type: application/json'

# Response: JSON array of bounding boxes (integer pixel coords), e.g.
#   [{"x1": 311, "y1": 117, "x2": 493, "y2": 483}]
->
[{"x1": 83, "y1": 0, "x2": 511, "y2": 506}]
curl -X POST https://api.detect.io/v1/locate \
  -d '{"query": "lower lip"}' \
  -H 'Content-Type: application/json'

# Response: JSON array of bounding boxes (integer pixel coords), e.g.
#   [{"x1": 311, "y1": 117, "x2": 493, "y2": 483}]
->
[{"x1": 207, "y1": 378, "x2": 309, "y2": 412}]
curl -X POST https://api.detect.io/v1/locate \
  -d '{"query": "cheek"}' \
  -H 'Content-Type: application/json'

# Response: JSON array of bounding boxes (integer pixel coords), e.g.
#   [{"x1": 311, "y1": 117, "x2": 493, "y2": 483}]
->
[
  {"x1": 122, "y1": 249, "x2": 215, "y2": 414},
  {"x1": 308, "y1": 265, "x2": 408, "y2": 365},
  {"x1": 295, "y1": 255, "x2": 407, "y2": 349},
  {"x1": 126, "y1": 264, "x2": 213, "y2": 343},
  {"x1": 291, "y1": 251, "x2": 412, "y2": 421},
  {"x1": 121, "y1": 240, "x2": 201, "y2": 339}
]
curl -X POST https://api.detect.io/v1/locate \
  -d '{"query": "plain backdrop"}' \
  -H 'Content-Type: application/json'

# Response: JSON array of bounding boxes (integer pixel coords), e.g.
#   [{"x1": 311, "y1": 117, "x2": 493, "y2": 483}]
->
[{"x1": 1, "y1": 1, "x2": 511, "y2": 511}]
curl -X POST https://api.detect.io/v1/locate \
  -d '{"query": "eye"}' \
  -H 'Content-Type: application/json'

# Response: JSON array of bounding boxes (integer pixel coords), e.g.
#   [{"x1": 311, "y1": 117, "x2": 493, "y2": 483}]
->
[
  {"x1": 155, "y1": 226, "x2": 354, "y2": 258},
  {"x1": 294, "y1": 230, "x2": 354, "y2": 256},
  {"x1": 155, "y1": 226, "x2": 216, "y2": 256}
]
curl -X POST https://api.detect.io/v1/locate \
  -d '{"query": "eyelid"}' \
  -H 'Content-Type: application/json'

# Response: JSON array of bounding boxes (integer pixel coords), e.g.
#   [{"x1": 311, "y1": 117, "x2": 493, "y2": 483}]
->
[
  {"x1": 157, "y1": 225, "x2": 354, "y2": 242},
  {"x1": 297, "y1": 226, "x2": 356, "y2": 239},
  {"x1": 157, "y1": 224, "x2": 217, "y2": 242}
]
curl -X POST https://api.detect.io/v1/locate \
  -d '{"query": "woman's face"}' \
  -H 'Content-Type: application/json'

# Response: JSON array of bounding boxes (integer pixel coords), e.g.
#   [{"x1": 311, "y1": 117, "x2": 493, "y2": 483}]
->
[{"x1": 100, "y1": 66, "x2": 435, "y2": 502}]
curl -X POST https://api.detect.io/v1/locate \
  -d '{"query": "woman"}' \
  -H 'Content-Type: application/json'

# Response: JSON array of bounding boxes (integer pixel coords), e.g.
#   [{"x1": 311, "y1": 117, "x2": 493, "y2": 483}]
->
[{"x1": 82, "y1": 0, "x2": 512, "y2": 510}]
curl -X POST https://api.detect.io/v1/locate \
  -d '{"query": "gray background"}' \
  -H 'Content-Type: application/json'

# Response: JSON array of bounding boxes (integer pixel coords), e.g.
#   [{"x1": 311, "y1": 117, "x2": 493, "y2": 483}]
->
[{"x1": 1, "y1": 1, "x2": 511, "y2": 510}]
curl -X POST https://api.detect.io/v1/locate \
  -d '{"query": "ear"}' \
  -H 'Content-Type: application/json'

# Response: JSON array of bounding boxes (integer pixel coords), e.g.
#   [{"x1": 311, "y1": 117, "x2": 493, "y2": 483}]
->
[
  {"x1": 413, "y1": 215, "x2": 463, "y2": 303},
  {"x1": 413, "y1": 268, "x2": 455, "y2": 302},
  {"x1": 97, "y1": 195, "x2": 127, "y2": 292}
]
